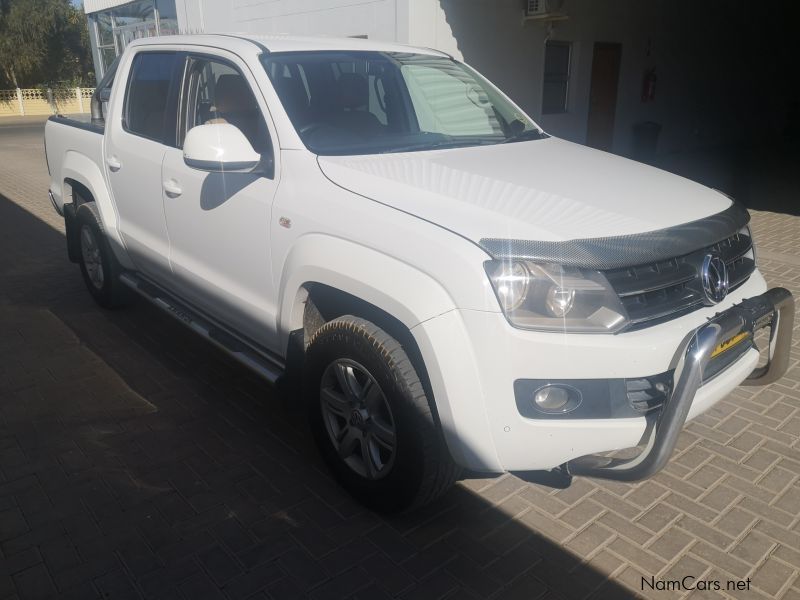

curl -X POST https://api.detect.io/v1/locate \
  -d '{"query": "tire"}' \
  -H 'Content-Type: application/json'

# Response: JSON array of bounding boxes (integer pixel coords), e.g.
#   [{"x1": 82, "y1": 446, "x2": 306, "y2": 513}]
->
[
  {"x1": 305, "y1": 316, "x2": 461, "y2": 512},
  {"x1": 75, "y1": 203, "x2": 129, "y2": 309}
]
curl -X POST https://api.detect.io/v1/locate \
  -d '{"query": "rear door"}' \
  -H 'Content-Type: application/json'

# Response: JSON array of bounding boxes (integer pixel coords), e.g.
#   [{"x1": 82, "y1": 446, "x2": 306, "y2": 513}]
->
[
  {"x1": 105, "y1": 50, "x2": 183, "y2": 284},
  {"x1": 161, "y1": 50, "x2": 281, "y2": 351}
]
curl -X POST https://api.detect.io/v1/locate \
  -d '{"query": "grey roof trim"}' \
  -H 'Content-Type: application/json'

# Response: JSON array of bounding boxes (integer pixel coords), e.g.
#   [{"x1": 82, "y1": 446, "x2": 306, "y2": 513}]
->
[
  {"x1": 479, "y1": 202, "x2": 750, "y2": 270},
  {"x1": 212, "y1": 33, "x2": 271, "y2": 54}
]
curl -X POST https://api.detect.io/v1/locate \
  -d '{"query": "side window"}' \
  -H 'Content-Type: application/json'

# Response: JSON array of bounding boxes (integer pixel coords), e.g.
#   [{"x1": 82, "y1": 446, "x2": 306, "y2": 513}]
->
[
  {"x1": 124, "y1": 52, "x2": 180, "y2": 142},
  {"x1": 542, "y1": 41, "x2": 571, "y2": 114},
  {"x1": 183, "y1": 57, "x2": 271, "y2": 155}
]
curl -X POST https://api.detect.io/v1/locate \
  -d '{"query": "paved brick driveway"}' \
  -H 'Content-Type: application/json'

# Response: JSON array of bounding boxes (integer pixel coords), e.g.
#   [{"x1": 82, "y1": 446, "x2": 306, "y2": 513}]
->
[{"x1": 0, "y1": 116, "x2": 798, "y2": 600}]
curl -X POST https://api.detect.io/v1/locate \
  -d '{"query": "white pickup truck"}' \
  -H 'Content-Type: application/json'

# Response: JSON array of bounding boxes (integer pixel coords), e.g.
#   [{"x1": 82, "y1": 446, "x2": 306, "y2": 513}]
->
[{"x1": 45, "y1": 34, "x2": 793, "y2": 512}]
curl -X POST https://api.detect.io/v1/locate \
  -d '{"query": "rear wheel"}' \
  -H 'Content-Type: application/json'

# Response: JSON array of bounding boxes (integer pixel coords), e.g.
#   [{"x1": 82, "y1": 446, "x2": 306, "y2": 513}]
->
[
  {"x1": 305, "y1": 316, "x2": 460, "y2": 512},
  {"x1": 76, "y1": 203, "x2": 129, "y2": 309}
]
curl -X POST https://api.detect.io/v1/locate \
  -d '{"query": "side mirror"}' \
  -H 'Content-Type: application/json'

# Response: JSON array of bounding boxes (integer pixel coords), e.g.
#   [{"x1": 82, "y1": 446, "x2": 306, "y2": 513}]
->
[{"x1": 183, "y1": 123, "x2": 261, "y2": 173}]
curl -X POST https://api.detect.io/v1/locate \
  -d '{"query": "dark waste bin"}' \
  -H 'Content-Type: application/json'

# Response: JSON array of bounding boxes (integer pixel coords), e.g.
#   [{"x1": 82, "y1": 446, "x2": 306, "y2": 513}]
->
[{"x1": 632, "y1": 121, "x2": 662, "y2": 164}]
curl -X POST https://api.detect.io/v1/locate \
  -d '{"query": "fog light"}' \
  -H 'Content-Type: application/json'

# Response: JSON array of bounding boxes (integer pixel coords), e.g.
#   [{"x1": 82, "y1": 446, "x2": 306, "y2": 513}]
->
[{"x1": 532, "y1": 384, "x2": 581, "y2": 413}]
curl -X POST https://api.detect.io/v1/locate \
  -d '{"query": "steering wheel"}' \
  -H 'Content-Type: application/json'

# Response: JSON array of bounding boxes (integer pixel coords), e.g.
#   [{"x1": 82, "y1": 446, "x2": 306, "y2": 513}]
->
[{"x1": 299, "y1": 123, "x2": 324, "y2": 136}]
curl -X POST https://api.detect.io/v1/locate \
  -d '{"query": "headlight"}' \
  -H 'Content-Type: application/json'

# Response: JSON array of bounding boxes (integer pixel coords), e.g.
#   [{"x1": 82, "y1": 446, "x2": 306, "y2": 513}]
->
[
  {"x1": 491, "y1": 261, "x2": 530, "y2": 311},
  {"x1": 485, "y1": 260, "x2": 629, "y2": 333}
]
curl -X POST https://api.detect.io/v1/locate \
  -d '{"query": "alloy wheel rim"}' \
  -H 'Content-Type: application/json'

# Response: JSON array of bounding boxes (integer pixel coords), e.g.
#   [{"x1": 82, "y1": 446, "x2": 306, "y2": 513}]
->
[
  {"x1": 320, "y1": 359, "x2": 397, "y2": 480},
  {"x1": 80, "y1": 225, "x2": 104, "y2": 290}
]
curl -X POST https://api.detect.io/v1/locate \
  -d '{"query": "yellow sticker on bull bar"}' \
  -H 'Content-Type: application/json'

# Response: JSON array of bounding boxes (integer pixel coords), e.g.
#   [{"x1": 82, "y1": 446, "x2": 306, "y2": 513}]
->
[{"x1": 711, "y1": 331, "x2": 751, "y2": 359}]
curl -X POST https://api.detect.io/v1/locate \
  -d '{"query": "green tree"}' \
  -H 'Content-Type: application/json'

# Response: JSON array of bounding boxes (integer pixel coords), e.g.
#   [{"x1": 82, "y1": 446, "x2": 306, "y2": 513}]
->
[{"x1": 0, "y1": 0, "x2": 93, "y2": 88}]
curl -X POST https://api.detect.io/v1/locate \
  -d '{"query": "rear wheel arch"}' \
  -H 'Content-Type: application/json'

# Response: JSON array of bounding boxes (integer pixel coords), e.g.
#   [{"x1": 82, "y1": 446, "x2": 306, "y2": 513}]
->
[
  {"x1": 63, "y1": 178, "x2": 96, "y2": 263},
  {"x1": 64, "y1": 177, "x2": 94, "y2": 207},
  {"x1": 60, "y1": 152, "x2": 134, "y2": 270}
]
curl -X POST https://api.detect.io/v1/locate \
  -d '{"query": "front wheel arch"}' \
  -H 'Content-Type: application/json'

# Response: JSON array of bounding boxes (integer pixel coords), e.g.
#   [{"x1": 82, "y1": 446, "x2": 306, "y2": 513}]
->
[{"x1": 294, "y1": 283, "x2": 441, "y2": 432}]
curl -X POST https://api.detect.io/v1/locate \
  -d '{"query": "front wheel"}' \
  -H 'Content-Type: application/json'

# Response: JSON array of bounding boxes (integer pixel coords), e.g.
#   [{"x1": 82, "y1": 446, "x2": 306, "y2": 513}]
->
[{"x1": 305, "y1": 316, "x2": 460, "y2": 512}]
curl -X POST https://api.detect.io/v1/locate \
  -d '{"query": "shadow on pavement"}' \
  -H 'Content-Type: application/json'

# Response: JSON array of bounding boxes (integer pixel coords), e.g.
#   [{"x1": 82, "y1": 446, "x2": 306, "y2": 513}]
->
[{"x1": 0, "y1": 191, "x2": 638, "y2": 598}]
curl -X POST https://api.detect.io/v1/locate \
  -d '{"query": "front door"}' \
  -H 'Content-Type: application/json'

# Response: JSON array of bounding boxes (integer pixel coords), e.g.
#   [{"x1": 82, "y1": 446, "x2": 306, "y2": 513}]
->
[
  {"x1": 161, "y1": 52, "x2": 281, "y2": 351},
  {"x1": 586, "y1": 42, "x2": 622, "y2": 151},
  {"x1": 105, "y1": 50, "x2": 182, "y2": 285}
]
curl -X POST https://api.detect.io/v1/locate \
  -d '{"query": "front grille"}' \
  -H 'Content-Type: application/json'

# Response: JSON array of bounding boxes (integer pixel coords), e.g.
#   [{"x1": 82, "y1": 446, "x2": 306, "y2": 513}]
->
[{"x1": 605, "y1": 230, "x2": 755, "y2": 330}]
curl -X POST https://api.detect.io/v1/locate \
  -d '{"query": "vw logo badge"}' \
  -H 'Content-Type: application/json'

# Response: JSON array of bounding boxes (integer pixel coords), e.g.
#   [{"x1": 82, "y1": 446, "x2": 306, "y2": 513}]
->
[
  {"x1": 349, "y1": 410, "x2": 364, "y2": 428},
  {"x1": 701, "y1": 254, "x2": 729, "y2": 305}
]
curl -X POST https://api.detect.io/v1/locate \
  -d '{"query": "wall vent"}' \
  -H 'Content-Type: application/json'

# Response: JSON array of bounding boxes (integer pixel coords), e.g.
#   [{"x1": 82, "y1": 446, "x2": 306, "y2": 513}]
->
[
  {"x1": 523, "y1": 0, "x2": 568, "y2": 22},
  {"x1": 526, "y1": 0, "x2": 546, "y2": 16}
]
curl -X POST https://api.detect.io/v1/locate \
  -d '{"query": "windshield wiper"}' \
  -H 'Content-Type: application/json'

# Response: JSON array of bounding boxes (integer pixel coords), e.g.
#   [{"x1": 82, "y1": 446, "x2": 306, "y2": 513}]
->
[
  {"x1": 382, "y1": 137, "x2": 503, "y2": 154},
  {"x1": 501, "y1": 129, "x2": 549, "y2": 144}
]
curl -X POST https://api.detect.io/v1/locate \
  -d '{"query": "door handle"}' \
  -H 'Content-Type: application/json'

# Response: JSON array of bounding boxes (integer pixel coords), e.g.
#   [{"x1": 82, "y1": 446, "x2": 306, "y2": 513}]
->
[
  {"x1": 163, "y1": 179, "x2": 183, "y2": 198},
  {"x1": 106, "y1": 156, "x2": 122, "y2": 172}
]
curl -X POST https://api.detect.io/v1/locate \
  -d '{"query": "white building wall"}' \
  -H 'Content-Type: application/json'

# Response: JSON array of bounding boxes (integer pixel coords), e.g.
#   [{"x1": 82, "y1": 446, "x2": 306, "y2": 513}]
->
[
  {"x1": 407, "y1": 0, "x2": 774, "y2": 157},
  {"x1": 177, "y1": 0, "x2": 403, "y2": 41},
  {"x1": 84, "y1": 0, "x2": 142, "y2": 12}
]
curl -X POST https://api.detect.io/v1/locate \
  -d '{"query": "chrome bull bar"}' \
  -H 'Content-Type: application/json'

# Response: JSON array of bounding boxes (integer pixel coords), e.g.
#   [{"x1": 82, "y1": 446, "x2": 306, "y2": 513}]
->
[{"x1": 564, "y1": 287, "x2": 794, "y2": 482}]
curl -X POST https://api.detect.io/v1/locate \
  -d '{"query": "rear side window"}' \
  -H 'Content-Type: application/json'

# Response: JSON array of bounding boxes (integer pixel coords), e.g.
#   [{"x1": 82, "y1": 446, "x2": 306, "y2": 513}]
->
[{"x1": 124, "y1": 52, "x2": 181, "y2": 143}]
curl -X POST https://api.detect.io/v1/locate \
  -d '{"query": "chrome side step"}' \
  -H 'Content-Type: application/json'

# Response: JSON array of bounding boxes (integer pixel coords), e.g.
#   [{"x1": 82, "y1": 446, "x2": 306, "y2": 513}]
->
[{"x1": 119, "y1": 273, "x2": 284, "y2": 383}]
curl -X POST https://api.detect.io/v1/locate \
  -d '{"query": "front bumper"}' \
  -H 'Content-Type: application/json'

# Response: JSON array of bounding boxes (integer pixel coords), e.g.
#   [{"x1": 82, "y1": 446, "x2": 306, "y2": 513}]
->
[
  {"x1": 412, "y1": 274, "x2": 790, "y2": 474},
  {"x1": 563, "y1": 287, "x2": 794, "y2": 481}
]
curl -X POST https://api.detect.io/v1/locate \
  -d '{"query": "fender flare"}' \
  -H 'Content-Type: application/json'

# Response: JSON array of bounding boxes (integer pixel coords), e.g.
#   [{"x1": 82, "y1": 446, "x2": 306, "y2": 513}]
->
[
  {"x1": 61, "y1": 150, "x2": 135, "y2": 269},
  {"x1": 277, "y1": 234, "x2": 456, "y2": 340}
]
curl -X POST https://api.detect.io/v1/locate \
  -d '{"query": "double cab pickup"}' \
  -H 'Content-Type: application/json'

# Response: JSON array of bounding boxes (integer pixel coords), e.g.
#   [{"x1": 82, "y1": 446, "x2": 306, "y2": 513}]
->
[{"x1": 45, "y1": 34, "x2": 794, "y2": 511}]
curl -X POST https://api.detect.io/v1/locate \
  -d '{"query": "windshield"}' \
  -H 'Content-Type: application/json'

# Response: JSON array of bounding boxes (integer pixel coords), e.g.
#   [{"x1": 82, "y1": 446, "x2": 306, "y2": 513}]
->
[{"x1": 261, "y1": 51, "x2": 544, "y2": 156}]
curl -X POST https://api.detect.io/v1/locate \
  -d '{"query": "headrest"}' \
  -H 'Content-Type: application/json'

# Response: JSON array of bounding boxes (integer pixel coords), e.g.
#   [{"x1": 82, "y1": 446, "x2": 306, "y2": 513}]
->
[
  {"x1": 336, "y1": 72, "x2": 369, "y2": 110},
  {"x1": 214, "y1": 74, "x2": 257, "y2": 113},
  {"x1": 273, "y1": 76, "x2": 309, "y2": 117}
]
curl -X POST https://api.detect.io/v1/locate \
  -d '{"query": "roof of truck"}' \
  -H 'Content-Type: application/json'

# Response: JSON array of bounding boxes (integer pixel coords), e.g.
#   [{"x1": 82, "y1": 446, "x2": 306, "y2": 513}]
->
[{"x1": 127, "y1": 33, "x2": 450, "y2": 58}]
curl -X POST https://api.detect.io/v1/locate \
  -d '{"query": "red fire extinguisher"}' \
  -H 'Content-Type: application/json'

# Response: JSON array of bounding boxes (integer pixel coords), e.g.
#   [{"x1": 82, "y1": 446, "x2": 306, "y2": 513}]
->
[{"x1": 641, "y1": 67, "x2": 657, "y2": 102}]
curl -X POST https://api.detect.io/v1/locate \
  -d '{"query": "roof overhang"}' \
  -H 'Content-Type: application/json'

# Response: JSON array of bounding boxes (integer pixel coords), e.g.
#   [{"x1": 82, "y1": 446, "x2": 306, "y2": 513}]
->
[{"x1": 83, "y1": 0, "x2": 137, "y2": 15}]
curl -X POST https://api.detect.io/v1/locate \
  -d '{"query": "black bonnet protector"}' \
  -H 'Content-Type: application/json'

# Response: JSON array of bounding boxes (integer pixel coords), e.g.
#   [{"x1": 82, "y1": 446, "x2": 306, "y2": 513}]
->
[{"x1": 479, "y1": 201, "x2": 750, "y2": 269}]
